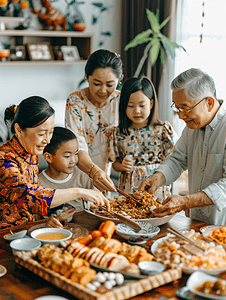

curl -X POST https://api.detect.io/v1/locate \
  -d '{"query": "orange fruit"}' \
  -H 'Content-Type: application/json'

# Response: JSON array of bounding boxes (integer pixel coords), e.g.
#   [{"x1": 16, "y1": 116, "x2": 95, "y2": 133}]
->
[
  {"x1": 12, "y1": 0, "x2": 19, "y2": 2},
  {"x1": 72, "y1": 23, "x2": 86, "y2": 32},
  {"x1": 0, "y1": 0, "x2": 8, "y2": 7},
  {"x1": 19, "y1": 0, "x2": 29, "y2": 9}
]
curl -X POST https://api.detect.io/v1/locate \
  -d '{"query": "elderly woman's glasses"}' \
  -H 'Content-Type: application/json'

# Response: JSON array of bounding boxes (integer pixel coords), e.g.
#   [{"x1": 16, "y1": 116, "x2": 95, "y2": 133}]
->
[{"x1": 171, "y1": 97, "x2": 207, "y2": 114}]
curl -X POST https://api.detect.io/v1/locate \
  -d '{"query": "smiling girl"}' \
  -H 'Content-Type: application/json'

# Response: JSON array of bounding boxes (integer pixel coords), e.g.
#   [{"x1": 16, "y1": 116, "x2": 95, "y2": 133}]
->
[{"x1": 108, "y1": 77, "x2": 178, "y2": 197}]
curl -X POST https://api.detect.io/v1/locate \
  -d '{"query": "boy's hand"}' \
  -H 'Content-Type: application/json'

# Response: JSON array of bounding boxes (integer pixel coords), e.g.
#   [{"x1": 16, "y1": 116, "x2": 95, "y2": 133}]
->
[
  {"x1": 80, "y1": 189, "x2": 110, "y2": 211},
  {"x1": 121, "y1": 157, "x2": 133, "y2": 172}
]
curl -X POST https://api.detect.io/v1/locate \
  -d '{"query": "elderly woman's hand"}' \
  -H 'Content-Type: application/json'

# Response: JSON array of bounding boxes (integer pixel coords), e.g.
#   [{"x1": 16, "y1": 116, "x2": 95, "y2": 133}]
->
[
  {"x1": 46, "y1": 214, "x2": 63, "y2": 228},
  {"x1": 152, "y1": 194, "x2": 188, "y2": 217},
  {"x1": 92, "y1": 168, "x2": 116, "y2": 193},
  {"x1": 139, "y1": 172, "x2": 166, "y2": 194},
  {"x1": 80, "y1": 189, "x2": 110, "y2": 211}
]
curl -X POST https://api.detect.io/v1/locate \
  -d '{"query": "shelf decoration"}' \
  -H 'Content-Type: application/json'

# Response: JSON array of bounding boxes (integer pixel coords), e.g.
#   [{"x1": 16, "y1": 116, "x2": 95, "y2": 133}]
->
[
  {"x1": 31, "y1": 0, "x2": 67, "y2": 31},
  {"x1": 26, "y1": 43, "x2": 54, "y2": 61},
  {"x1": 65, "y1": 0, "x2": 86, "y2": 32},
  {"x1": 61, "y1": 45, "x2": 80, "y2": 61}
]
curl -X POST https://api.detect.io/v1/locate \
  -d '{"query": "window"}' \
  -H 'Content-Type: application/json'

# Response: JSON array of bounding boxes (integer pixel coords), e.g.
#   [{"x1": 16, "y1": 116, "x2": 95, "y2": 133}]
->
[{"x1": 174, "y1": 0, "x2": 226, "y2": 134}]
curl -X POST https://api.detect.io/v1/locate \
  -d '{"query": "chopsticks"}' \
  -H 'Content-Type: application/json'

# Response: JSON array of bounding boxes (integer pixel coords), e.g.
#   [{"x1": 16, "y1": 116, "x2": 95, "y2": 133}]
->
[
  {"x1": 115, "y1": 187, "x2": 143, "y2": 206},
  {"x1": 167, "y1": 227, "x2": 205, "y2": 254}
]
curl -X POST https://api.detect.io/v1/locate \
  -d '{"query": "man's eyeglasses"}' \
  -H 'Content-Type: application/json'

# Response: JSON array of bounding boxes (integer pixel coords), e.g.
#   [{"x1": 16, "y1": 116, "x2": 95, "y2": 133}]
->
[{"x1": 171, "y1": 97, "x2": 207, "y2": 114}]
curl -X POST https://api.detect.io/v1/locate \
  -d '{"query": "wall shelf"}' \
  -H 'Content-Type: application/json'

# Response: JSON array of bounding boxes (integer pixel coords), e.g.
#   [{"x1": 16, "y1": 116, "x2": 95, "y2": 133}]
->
[{"x1": 0, "y1": 29, "x2": 92, "y2": 64}]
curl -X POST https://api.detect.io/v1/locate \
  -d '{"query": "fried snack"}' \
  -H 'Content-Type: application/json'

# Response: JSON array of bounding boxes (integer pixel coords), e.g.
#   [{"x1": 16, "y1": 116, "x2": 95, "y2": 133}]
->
[
  {"x1": 91, "y1": 190, "x2": 161, "y2": 219},
  {"x1": 36, "y1": 244, "x2": 96, "y2": 285},
  {"x1": 206, "y1": 227, "x2": 226, "y2": 245}
]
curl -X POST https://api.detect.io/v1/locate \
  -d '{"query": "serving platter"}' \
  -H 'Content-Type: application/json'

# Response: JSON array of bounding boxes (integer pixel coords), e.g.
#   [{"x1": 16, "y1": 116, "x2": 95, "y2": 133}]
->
[
  {"x1": 201, "y1": 225, "x2": 226, "y2": 249},
  {"x1": 85, "y1": 209, "x2": 175, "y2": 227},
  {"x1": 151, "y1": 237, "x2": 226, "y2": 275},
  {"x1": 15, "y1": 250, "x2": 182, "y2": 300},
  {"x1": 186, "y1": 271, "x2": 226, "y2": 299}
]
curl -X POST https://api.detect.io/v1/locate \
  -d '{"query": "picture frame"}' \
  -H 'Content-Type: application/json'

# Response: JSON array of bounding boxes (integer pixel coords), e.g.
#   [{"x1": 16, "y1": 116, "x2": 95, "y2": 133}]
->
[
  {"x1": 9, "y1": 45, "x2": 26, "y2": 61},
  {"x1": 26, "y1": 43, "x2": 54, "y2": 61},
  {"x1": 61, "y1": 46, "x2": 80, "y2": 62}
]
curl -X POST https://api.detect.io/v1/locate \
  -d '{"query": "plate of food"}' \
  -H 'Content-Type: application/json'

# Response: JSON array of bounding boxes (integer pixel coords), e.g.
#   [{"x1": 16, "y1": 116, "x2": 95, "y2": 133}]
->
[
  {"x1": 151, "y1": 230, "x2": 226, "y2": 275},
  {"x1": 86, "y1": 191, "x2": 175, "y2": 227},
  {"x1": 201, "y1": 225, "x2": 226, "y2": 249},
  {"x1": 186, "y1": 271, "x2": 226, "y2": 299}
]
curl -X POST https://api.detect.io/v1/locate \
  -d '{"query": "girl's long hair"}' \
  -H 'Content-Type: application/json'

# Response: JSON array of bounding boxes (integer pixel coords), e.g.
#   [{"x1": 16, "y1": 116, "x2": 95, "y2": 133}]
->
[{"x1": 119, "y1": 76, "x2": 162, "y2": 135}]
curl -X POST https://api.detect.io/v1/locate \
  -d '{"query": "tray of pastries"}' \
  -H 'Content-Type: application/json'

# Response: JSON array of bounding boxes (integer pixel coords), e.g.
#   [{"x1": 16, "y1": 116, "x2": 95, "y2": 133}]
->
[{"x1": 15, "y1": 235, "x2": 182, "y2": 300}]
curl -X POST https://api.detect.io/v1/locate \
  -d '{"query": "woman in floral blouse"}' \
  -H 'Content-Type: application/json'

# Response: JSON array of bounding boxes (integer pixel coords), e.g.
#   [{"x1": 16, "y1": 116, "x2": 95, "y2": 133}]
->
[
  {"x1": 108, "y1": 77, "x2": 178, "y2": 198},
  {"x1": 0, "y1": 96, "x2": 110, "y2": 229},
  {"x1": 65, "y1": 49, "x2": 123, "y2": 192}
]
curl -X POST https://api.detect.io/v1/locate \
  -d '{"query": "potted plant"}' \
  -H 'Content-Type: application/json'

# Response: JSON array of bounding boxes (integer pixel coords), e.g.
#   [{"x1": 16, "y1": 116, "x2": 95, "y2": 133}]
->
[{"x1": 125, "y1": 8, "x2": 187, "y2": 77}]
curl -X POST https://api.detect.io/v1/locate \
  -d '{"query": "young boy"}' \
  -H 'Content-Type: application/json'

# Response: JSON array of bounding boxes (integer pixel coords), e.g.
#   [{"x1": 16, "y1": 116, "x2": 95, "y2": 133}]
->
[{"x1": 39, "y1": 126, "x2": 92, "y2": 216}]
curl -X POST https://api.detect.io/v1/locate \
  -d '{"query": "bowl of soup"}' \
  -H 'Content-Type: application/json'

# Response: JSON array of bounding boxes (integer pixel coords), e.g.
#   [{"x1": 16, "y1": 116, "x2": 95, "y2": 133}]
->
[{"x1": 30, "y1": 227, "x2": 72, "y2": 245}]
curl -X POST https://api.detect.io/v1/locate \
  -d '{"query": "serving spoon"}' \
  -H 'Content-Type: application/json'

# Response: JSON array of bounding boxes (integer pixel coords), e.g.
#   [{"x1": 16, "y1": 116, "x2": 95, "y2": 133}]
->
[{"x1": 91, "y1": 205, "x2": 142, "y2": 231}]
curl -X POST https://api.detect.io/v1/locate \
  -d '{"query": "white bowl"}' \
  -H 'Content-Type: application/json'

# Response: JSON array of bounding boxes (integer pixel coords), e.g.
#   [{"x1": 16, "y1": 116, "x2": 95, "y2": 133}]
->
[
  {"x1": 187, "y1": 271, "x2": 226, "y2": 299},
  {"x1": 30, "y1": 227, "x2": 72, "y2": 245},
  {"x1": 4, "y1": 230, "x2": 27, "y2": 241},
  {"x1": 115, "y1": 221, "x2": 160, "y2": 243},
  {"x1": 138, "y1": 260, "x2": 165, "y2": 276},
  {"x1": 10, "y1": 238, "x2": 41, "y2": 255}
]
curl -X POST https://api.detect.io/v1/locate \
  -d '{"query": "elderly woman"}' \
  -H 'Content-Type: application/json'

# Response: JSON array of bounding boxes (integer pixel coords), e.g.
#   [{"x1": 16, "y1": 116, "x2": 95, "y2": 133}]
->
[
  {"x1": 140, "y1": 68, "x2": 226, "y2": 225},
  {"x1": 65, "y1": 49, "x2": 123, "y2": 192},
  {"x1": 0, "y1": 96, "x2": 110, "y2": 229}
]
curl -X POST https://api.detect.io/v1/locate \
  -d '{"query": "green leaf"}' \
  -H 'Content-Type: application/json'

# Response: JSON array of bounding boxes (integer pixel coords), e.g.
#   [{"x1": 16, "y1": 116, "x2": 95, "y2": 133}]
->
[
  {"x1": 160, "y1": 47, "x2": 165, "y2": 68},
  {"x1": 92, "y1": 2, "x2": 103, "y2": 8},
  {"x1": 161, "y1": 34, "x2": 187, "y2": 53},
  {"x1": 149, "y1": 38, "x2": 160, "y2": 66},
  {"x1": 146, "y1": 9, "x2": 160, "y2": 33},
  {"x1": 160, "y1": 35, "x2": 175, "y2": 59},
  {"x1": 124, "y1": 29, "x2": 152, "y2": 50},
  {"x1": 156, "y1": 9, "x2": 159, "y2": 23},
  {"x1": 159, "y1": 16, "x2": 170, "y2": 31}
]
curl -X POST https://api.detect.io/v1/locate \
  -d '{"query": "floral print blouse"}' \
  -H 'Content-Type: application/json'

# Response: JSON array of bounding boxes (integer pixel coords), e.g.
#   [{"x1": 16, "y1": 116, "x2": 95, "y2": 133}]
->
[
  {"x1": 0, "y1": 136, "x2": 54, "y2": 229},
  {"x1": 65, "y1": 88, "x2": 120, "y2": 174},
  {"x1": 108, "y1": 122, "x2": 178, "y2": 192}
]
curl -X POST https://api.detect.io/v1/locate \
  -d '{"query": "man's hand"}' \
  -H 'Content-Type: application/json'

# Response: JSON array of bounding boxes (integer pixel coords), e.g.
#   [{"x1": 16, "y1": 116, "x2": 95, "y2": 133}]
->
[
  {"x1": 139, "y1": 172, "x2": 166, "y2": 194},
  {"x1": 152, "y1": 194, "x2": 188, "y2": 217}
]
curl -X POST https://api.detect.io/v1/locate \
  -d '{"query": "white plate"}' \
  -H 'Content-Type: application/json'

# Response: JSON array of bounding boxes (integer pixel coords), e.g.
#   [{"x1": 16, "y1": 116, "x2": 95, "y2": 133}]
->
[
  {"x1": 201, "y1": 225, "x2": 226, "y2": 249},
  {"x1": 34, "y1": 296, "x2": 69, "y2": 300},
  {"x1": 151, "y1": 237, "x2": 226, "y2": 275},
  {"x1": 3, "y1": 230, "x2": 27, "y2": 241},
  {"x1": 0, "y1": 265, "x2": 7, "y2": 277},
  {"x1": 187, "y1": 271, "x2": 226, "y2": 299},
  {"x1": 85, "y1": 209, "x2": 175, "y2": 226}
]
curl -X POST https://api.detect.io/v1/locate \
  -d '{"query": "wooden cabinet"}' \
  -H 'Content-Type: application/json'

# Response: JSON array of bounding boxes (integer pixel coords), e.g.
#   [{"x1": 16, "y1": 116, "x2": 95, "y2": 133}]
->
[{"x1": 0, "y1": 29, "x2": 92, "y2": 66}]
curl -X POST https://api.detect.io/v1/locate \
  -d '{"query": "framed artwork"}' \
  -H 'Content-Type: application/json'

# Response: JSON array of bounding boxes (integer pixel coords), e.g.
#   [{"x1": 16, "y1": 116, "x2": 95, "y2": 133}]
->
[
  {"x1": 26, "y1": 43, "x2": 54, "y2": 61},
  {"x1": 9, "y1": 45, "x2": 26, "y2": 61},
  {"x1": 61, "y1": 46, "x2": 80, "y2": 62}
]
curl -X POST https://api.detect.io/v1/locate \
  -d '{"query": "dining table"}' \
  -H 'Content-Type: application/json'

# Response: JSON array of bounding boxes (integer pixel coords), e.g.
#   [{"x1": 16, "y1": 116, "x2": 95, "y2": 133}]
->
[{"x1": 0, "y1": 211, "x2": 217, "y2": 300}]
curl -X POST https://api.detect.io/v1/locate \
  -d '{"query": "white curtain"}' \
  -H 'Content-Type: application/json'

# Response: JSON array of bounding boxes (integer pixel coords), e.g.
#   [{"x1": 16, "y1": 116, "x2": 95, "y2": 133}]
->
[{"x1": 158, "y1": 0, "x2": 178, "y2": 134}]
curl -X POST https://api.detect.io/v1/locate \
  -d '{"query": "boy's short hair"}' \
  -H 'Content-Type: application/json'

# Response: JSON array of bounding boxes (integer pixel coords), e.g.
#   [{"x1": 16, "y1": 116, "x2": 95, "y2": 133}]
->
[{"x1": 44, "y1": 126, "x2": 77, "y2": 155}]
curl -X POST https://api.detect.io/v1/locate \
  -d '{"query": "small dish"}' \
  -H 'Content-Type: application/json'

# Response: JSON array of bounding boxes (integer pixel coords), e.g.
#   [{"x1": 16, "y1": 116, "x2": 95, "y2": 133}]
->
[
  {"x1": 30, "y1": 227, "x2": 72, "y2": 245},
  {"x1": 0, "y1": 265, "x2": 7, "y2": 277},
  {"x1": 3, "y1": 230, "x2": 27, "y2": 241},
  {"x1": 10, "y1": 238, "x2": 41, "y2": 255},
  {"x1": 187, "y1": 271, "x2": 226, "y2": 299},
  {"x1": 115, "y1": 221, "x2": 160, "y2": 244},
  {"x1": 201, "y1": 225, "x2": 226, "y2": 248},
  {"x1": 138, "y1": 260, "x2": 165, "y2": 276}
]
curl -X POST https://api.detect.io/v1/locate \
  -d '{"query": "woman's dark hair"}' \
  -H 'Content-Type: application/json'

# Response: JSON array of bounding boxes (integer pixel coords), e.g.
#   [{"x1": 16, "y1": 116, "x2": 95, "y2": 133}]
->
[
  {"x1": 44, "y1": 126, "x2": 77, "y2": 155},
  {"x1": 119, "y1": 77, "x2": 161, "y2": 135},
  {"x1": 85, "y1": 49, "x2": 123, "y2": 79},
  {"x1": 4, "y1": 96, "x2": 55, "y2": 134}
]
